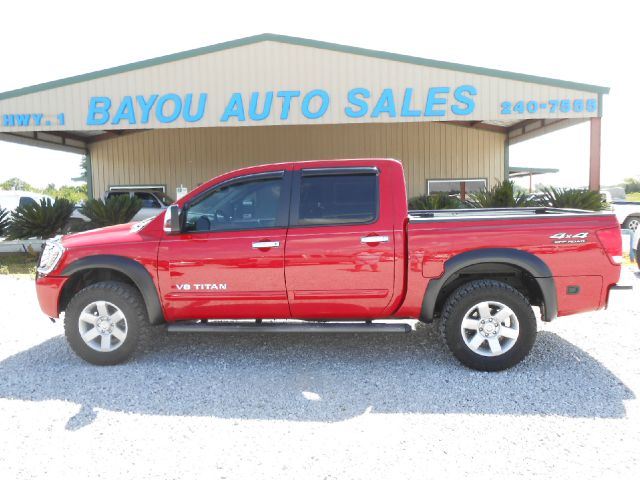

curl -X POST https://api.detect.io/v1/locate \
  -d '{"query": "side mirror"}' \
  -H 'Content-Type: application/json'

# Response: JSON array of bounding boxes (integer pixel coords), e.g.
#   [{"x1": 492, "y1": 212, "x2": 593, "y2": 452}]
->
[{"x1": 163, "y1": 205, "x2": 181, "y2": 233}]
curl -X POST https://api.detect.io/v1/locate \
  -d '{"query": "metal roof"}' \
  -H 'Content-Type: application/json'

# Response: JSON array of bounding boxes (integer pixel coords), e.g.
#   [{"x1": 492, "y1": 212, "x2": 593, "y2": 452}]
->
[
  {"x1": 509, "y1": 166, "x2": 560, "y2": 178},
  {"x1": 0, "y1": 33, "x2": 610, "y2": 102}
]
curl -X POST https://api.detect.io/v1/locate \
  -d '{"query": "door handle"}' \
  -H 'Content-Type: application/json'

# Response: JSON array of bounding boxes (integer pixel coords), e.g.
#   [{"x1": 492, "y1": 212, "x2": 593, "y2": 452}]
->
[
  {"x1": 361, "y1": 235, "x2": 389, "y2": 244},
  {"x1": 252, "y1": 241, "x2": 280, "y2": 249}
]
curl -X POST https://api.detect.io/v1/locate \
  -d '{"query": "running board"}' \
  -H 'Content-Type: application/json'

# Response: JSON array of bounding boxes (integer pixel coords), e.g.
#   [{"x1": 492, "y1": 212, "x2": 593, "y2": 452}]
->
[{"x1": 166, "y1": 321, "x2": 413, "y2": 334}]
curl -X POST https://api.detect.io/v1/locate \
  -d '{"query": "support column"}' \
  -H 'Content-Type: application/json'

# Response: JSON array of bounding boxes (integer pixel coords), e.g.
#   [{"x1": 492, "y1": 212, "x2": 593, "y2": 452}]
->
[{"x1": 589, "y1": 117, "x2": 601, "y2": 191}]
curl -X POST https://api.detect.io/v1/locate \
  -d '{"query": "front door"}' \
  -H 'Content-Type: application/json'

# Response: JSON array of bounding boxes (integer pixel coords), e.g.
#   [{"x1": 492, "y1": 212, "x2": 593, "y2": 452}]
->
[
  {"x1": 284, "y1": 165, "x2": 396, "y2": 318},
  {"x1": 158, "y1": 170, "x2": 292, "y2": 320}
]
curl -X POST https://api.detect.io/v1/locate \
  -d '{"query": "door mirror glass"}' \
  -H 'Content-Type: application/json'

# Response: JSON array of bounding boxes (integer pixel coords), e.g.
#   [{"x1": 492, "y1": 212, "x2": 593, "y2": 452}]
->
[{"x1": 163, "y1": 205, "x2": 181, "y2": 233}]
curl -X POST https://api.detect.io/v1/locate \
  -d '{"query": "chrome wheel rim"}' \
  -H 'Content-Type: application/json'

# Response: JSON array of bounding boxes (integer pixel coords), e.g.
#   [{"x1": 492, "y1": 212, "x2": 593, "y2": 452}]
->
[
  {"x1": 460, "y1": 301, "x2": 519, "y2": 357},
  {"x1": 78, "y1": 301, "x2": 128, "y2": 352},
  {"x1": 628, "y1": 218, "x2": 639, "y2": 231}
]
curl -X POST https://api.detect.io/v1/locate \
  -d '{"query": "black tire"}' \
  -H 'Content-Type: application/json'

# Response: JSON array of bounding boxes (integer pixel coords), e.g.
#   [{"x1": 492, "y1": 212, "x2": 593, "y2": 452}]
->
[
  {"x1": 440, "y1": 280, "x2": 537, "y2": 371},
  {"x1": 64, "y1": 281, "x2": 149, "y2": 365},
  {"x1": 622, "y1": 216, "x2": 640, "y2": 232}
]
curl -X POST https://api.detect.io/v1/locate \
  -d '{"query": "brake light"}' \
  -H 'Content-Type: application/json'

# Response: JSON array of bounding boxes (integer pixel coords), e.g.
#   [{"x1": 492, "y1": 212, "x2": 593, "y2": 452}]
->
[{"x1": 596, "y1": 227, "x2": 623, "y2": 265}]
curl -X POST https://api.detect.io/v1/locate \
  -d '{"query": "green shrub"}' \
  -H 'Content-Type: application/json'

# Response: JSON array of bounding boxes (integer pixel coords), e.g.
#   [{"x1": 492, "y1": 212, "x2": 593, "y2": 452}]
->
[
  {"x1": 0, "y1": 207, "x2": 9, "y2": 236},
  {"x1": 539, "y1": 186, "x2": 607, "y2": 211},
  {"x1": 44, "y1": 183, "x2": 88, "y2": 205},
  {"x1": 466, "y1": 180, "x2": 536, "y2": 208},
  {"x1": 408, "y1": 193, "x2": 461, "y2": 210},
  {"x1": 623, "y1": 178, "x2": 640, "y2": 194},
  {"x1": 80, "y1": 195, "x2": 142, "y2": 228},
  {"x1": 5, "y1": 198, "x2": 74, "y2": 240}
]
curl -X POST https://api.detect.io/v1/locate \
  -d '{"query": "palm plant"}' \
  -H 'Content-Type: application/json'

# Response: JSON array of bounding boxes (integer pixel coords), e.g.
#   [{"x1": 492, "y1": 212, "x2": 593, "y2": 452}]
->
[
  {"x1": 539, "y1": 186, "x2": 607, "y2": 211},
  {"x1": 80, "y1": 195, "x2": 143, "y2": 228},
  {"x1": 466, "y1": 180, "x2": 536, "y2": 208},
  {"x1": 408, "y1": 193, "x2": 461, "y2": 210},
  {"x1": 5, "y1": 198, "x2": 74, "y2": 240},
  {"x1": 0, "y1": 207, "x2": 10, "y2": 236}
]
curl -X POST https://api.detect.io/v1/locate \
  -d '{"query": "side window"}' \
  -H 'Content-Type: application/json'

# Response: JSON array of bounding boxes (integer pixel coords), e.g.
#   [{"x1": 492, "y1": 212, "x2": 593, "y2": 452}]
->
[
  {"x1": 296, "y1": 173, "x2": 378, "y2": 226},
  {"x1": 19, "y1": 197, "x2": 38, "y2": 208},
  {"x1": 185, "y1": 177, "x2": 283, "y2": 232},
  {"x1": 134, "y1": 192, "x2": 161, "y2": 209}
]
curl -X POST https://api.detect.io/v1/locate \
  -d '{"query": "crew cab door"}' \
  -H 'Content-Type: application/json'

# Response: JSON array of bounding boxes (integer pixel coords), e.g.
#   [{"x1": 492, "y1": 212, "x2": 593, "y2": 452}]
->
[
  {"x1": 157, "y1": 170, "x2": 292, "y2": 321},
  {"x1": 284, "y1": 165, "x2": 396, "y2": 318}
]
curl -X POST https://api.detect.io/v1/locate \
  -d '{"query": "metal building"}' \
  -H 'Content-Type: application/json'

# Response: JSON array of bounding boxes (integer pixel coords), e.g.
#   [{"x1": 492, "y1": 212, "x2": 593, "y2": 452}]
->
[{"x1": 0, "y1": 34, "x2": 609, "y2": 200}]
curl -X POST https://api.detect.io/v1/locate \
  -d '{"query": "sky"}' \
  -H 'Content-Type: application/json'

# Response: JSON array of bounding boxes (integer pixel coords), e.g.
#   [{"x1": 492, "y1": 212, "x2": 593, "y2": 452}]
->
[{"x1": 0, "y1": 0, "x2": 636, "y2": 190}]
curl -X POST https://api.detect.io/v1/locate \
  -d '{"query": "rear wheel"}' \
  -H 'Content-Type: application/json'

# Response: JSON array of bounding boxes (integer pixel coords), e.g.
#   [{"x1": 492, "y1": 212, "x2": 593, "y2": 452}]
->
[
  {"x1": 64, "y1": 281, "x2": 149, "y2": 365},
  {"x1": 440, "y1": 280, "x2": 537, "y2": 371}
]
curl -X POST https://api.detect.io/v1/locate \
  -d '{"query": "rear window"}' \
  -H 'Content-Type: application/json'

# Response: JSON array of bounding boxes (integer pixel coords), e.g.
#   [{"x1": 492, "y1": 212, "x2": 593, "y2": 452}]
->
[{"x1": 296, "y1": 174, "x2": 378, "y2": 226}]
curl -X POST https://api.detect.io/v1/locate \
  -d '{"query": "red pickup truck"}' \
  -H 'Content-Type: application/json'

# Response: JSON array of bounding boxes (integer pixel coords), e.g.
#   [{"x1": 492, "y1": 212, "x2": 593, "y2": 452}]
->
[{"x1": 35, "y1": 159, "x2": 625, "y2": 371}]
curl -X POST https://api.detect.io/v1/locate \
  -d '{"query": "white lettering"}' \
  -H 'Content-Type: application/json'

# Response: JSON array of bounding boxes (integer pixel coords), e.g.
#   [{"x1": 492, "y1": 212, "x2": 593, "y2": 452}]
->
[{"x1": 175, "y1": 283, "x2": 228, "y2": 291}]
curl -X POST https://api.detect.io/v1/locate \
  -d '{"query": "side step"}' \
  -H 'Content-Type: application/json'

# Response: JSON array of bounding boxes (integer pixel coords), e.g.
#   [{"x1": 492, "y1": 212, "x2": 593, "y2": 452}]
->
[{"x1": 166, "y1": 321, "x2": 413, "y2": 334}]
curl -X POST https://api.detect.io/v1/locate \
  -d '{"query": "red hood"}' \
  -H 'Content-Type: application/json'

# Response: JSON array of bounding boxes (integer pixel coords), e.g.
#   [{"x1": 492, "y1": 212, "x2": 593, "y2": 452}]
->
[{"x1": 61, "y1": 221, "x2": 159, "y2": 249}]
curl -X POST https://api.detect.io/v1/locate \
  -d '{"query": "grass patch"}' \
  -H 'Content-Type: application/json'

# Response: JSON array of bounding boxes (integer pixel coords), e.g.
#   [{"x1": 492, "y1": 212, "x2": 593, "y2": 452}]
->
[
  {"x1": 626, "y1": 192, "x2": 640, "y2": 202},
  {"x1": 0, "y1": 252, "x2": 39, "y2": 277}
]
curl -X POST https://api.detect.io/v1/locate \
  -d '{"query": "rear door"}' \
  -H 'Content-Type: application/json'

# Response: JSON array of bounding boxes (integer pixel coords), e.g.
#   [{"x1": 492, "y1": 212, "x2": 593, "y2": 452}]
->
[{"x1": 284, "y1": 165, "x2": 396, "y2": 318}]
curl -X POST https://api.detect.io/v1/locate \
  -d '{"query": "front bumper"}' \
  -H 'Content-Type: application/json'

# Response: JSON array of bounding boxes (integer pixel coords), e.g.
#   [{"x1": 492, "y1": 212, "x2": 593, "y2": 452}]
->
[{"x1": 35, "y1": 275, "x2": 68, "y2": 319}]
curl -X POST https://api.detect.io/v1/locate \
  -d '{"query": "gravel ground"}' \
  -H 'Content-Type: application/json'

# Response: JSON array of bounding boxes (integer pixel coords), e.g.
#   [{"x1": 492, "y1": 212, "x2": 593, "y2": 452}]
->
[{"x1": 1, "y1": 271, "x2": 639, "y2": 480}]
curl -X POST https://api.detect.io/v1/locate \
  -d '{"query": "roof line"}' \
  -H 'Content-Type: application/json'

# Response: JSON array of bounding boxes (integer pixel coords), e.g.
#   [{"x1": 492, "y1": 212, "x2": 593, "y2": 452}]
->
[{"x1": 0, "y1": 33, "x2": 610, "y2": 101}]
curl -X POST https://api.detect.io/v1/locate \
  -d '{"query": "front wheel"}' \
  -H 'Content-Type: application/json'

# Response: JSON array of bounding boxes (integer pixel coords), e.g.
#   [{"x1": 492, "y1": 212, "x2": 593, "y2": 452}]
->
[
  {"x1": 440, "y1": 280, "x2": 537, "y2": 371},
  {"x1": 64, "y1": 281, "x2": 149, "y2": 365}
]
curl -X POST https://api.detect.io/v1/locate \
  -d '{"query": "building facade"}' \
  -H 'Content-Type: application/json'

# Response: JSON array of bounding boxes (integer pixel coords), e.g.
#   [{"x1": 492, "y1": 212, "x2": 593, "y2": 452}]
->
[{"x1": 0, "y1": 34, "x2": 609, "y2": 199}]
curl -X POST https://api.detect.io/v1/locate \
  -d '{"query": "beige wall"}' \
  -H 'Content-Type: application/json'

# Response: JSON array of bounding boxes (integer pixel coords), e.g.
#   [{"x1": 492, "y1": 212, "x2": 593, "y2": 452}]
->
[
  {"x1": 0, "y1": 39, "x2": 600, "y2": 135},
  {"x1": 89, "y1": 122, "x2": 505, "y2": 200}
]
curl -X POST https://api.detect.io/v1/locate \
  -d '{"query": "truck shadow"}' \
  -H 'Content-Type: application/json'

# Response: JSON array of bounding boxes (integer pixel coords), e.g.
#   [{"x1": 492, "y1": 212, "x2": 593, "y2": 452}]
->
[{"x1": 0, "y1": 326, "x2": 633, "y2": 429}]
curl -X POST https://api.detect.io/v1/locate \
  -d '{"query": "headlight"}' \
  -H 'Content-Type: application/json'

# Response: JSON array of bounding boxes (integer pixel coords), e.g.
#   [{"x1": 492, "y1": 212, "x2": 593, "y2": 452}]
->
[{"x1": 37, "y1": 238, "x2": 65, "y2": 275}]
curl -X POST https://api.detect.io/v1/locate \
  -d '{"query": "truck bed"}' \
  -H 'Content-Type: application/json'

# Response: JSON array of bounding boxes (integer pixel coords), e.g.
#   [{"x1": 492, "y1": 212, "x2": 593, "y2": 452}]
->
[{"x1": 401, "y1": 207, "x2": 621, "y2": 321}]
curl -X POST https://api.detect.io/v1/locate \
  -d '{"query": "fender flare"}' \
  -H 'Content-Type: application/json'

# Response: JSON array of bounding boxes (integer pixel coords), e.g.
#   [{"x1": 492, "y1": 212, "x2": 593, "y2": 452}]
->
[
  {"x1": 61, "y1": 255, "x2": 165, "y2": 325},
  {"x1": 420, "y1": 248, "x2": 557, "y2": 322}
]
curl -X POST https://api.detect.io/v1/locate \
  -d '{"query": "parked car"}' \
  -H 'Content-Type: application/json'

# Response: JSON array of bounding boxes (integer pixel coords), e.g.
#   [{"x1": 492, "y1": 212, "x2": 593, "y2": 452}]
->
[
  {"x1": 601, "y1": 190, "x2": 640, "y2": 231},
  {"x1": 0, "y1": 190, "x2": 90, "y2": 234},
  {"x1": 0, "y1": 190, "x2": 52, "y2": 212},
  {"x1": 633, "y1": 229, "x2": 640, "y2": 269},
  {"x1": 103, "y1": 189, "x2": 174, "y2": 222},
  {"x1": 35, "y1": 159, "x2": 627, "y2": 371}
]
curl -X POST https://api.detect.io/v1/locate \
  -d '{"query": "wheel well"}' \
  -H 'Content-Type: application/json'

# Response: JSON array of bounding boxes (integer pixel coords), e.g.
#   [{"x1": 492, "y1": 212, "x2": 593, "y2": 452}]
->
[
  {"x1": 59, "y1": 268, "x2": 138, "y2": 314},
  {"x1": 432, "y1": 262, "x2": 544, "y2": 319}
]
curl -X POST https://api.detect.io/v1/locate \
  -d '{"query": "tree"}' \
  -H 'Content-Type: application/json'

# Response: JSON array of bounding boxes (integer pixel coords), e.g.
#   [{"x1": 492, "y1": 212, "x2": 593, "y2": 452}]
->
[
  {"x1": 539, "y1": 186, "x2": 607, "y2": 211},
  {"x1": 623, "y1": 177, "x2": 640, "y2": 194},
  {"x1": 1, "y1": 177, "x2": 33, "y2": 191},
  {"x1": 408, "y1": 193, "x2": 461, "y2": 210},
  {"x1": 5, "y1": 198, "x2": 74, "y2": 240},
  {"x1": 466, "y1": 180, "x2": 537, "y2": 208}
]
